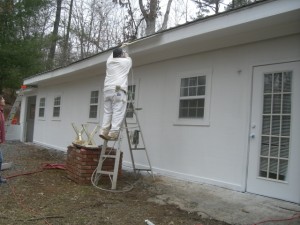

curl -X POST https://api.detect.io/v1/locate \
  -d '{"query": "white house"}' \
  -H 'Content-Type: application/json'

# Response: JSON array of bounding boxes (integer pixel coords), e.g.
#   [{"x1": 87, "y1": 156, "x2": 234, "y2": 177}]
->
[{"x1": 19, "y1": 0, "x2": 300, "y2": 203}]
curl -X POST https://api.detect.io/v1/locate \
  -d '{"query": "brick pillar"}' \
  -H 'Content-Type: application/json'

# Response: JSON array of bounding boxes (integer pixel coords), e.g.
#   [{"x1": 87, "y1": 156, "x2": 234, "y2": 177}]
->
[{"x1": 66, "y1": 145, "x2": 122, "y2": 185}]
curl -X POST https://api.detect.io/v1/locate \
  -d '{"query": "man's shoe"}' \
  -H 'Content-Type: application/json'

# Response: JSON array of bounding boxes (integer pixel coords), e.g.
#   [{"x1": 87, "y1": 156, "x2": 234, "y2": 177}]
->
[
  {"x1": 0, "y1": 177, "x2": 7, "y2": 184},
  {"x1": 107, "y1": 132, "x2": 119, "y2": 141},
  {"x1": 99, "y1": 134, "x2": 109, "y2": 140}
]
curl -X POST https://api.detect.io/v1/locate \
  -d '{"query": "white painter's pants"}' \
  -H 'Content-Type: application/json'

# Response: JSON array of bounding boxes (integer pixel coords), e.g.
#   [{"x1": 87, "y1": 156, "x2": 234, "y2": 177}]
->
[{"x1": 101, "y1": 90, "x2": 127, "y2": 134}]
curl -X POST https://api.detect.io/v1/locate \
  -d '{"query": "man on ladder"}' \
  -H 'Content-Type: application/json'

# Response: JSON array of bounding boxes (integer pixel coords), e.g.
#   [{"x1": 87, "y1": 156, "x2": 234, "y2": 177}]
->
[{"x1": 99, "y1": 46, "x2": 132, "y2": 140}]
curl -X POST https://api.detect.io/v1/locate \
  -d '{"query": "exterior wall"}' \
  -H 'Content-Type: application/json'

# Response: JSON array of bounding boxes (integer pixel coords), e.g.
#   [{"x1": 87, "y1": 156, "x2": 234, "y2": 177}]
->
[
  {"x1": 121, "y1": 34, "x2": 300, "y2": 191},
  {"x1": 25, "y1": 34, "x2": 300, "y2": 191},
  {"x1": 31, "y1": 75, "x2": 104, "y2": 150}
]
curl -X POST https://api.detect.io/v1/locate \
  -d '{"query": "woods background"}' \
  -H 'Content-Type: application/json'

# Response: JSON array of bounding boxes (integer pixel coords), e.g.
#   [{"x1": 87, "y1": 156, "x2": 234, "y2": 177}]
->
[{"x1": 0, "y1": 0, "x2": 257, "y2": 99}]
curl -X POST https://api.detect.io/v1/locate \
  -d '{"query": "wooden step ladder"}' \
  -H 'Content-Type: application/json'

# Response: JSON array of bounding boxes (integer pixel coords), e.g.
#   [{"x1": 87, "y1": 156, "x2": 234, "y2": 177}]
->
[{"x1": 5, "y1": 88, "x2": 25, "y2": 128}]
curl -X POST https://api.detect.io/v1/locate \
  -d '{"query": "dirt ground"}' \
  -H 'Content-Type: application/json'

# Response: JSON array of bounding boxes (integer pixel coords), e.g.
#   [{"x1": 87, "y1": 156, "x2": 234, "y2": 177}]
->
[{"x1": 0, "y1": 141, "x2": 229, "y2": 225}]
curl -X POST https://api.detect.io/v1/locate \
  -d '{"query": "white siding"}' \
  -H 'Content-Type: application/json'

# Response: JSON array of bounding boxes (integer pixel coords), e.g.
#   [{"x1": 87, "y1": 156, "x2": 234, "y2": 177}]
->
[{"x1": 24, "y1": 34, "x2": 300, "y2": 191}]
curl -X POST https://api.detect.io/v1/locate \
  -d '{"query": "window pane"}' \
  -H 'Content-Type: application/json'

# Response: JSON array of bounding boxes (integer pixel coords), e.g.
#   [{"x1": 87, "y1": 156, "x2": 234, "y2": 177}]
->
[
  {"x1": 39, "y1": 98, "x2": 45, "y2": 107},
  {"x1": 283, "y1": 72, "x2": 292, "y2": 92},
  {"x1": 279, "y1": 159, "x2": 288, "y2": 181},
  {"x1": 179, "y1": 99, "x2": 204, "y2": 118},
  {"x1": 197, "y1": 108, "x2": 204, "y2": 118},
  {"x1": 271, "y1": 116, "x2": 280, "y2": 135},
  {"x1": 90, "y1": 91, "x2": 99, "y2": 104},
  {"x1": 181, "y1": 78, "x2": 189, "y2": 87},
  {"x1": 179, "y1": 108, "x2": 188, "y2": 118},
  {"x1": 180, "y1": 99, "x2": 188, "y2": 108},
  {"x1": 280, "y1": 138, "x2": 289, "y2": 158},
  {"x1": 273, "y1": 73, "x2": 282, "y2": 93},
  {"x1": 263, "y1": 95, "x2": 271, "y2": 114},
  {"x1": 39, "y1": 108, "x2": 45, "y2": 117},
  {"x1": 272, "y1": 94, "x2": 281, "y2": 114},
  {"x1": 189, "y1": 99, "x2": 197, "y2": 107},
  {"x1": 281, "y1": 116, "x2": 290, "y2": 136},
  {"x1": 259, "y1": 157, "x2": 268, "y2": 178},
  {"x1": 282, "y1": 94, "x2": 291, "y2": 114},
  {"x1": 197, "y1": 99, "x2": 205, "y2": 107},
  {"x1": 180, "y1": 87, "x2": 188, "y2": 97},
  {"x1": 197, "y1": 86, "x2": 205, "y2": 96},
  {"x1": 189, "y1": 108, "x2": 196, "y2": 117},
  {"x1": 198, "y1": 76, "x2": 206, "y2": 85},
  {"x1": 189, "y1": 87, "x2": 197, "y2": 96},
  {"x1": 53, "y1": 107, "x2": 60, "y2": 117},
  {"x1": 54, "y1": 97, "x2": 61, "y2": 106},
  {"x1": 89, "y1": 105, "x2": 98, "y2": 118},
  {"x1": 270, "y1": 137, "x2": 279, "y2": 157},
  {"x1": 264, "y1": 74, "x2": 272, "y2": 93},
  {"x1": 262, "y1": 115, "x2": 270, "y2": 135},
  {"x1": 260, "y1": 136, "x2": 269, "y2": 156},
  {"x1": 269, "y1": 158, "x2": 278, "y2": 179},
  {"x1": 189, "y1": 77, "x2": 197, "y2": 86},
  {"x1": 128, "y1": 85, "x2": 136, "y2": 101},
  {"x1": 126, "y1": 102, "x2": 134, "y2": 118}
]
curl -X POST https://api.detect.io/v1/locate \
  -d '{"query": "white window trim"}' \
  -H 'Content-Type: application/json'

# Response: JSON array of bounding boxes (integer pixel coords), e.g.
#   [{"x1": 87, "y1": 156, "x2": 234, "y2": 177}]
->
[
  {"x1": 52, "y1": 95, "x2": 62, "y2": 121},
  {"x1": 173, "y1": 69, "x2": 212, "y2": 126},
  {"x1": 126, "y1": 78, "x2": 140, "y2": 124},
  {"x1": 38, "y1": 97, "x2": 46, "y2": 120},
  {"x1": 88, "y1": 90, "x2": 100, "y2": 121}
]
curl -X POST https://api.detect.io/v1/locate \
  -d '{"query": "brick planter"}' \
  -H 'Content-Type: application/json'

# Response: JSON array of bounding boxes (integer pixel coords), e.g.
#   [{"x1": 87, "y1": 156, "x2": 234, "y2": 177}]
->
[{"x1": 66, "y1": 145, "x2": 123, "y2": 185}]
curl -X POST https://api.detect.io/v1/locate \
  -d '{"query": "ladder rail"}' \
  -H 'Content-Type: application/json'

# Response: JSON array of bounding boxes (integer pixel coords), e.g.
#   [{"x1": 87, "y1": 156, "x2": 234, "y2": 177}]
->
[
  {"x1": 92, "y1": 95, "x2": 154, "y2": 191},
  {"x1": 130, "y1": 108, "x2": 154, "y2": 179}
]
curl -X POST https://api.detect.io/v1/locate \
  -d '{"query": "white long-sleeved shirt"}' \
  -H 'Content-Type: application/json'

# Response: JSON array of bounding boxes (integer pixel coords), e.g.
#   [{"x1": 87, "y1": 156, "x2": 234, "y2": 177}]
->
[{"x1": 103, "y1": 53, "x2": 132, "y2": 92}]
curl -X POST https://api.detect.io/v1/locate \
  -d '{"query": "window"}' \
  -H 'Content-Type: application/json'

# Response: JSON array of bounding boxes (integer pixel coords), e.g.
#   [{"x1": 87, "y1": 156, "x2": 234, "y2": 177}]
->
[
  {"x1": 179, "y1": 76, "x2": 206, "y2": 118},
  {"x1": 126, "y1": 85, "x2": 136, "y2": 118},
  {"x1": 53, "y1": 96, "x2": 61, "y2": 118},
  {"x1": 38, "y1": 97, "x2": 46, "y2": 118},
  {"x1": 259, "y1": 71, "x2": 292, "y2": 181},
  {"x1": 89, "y1": 90, "x2": 99, "y2": 118},
  {"x1": 174, "y1": 70, "x2": 211, "y2": 126}
]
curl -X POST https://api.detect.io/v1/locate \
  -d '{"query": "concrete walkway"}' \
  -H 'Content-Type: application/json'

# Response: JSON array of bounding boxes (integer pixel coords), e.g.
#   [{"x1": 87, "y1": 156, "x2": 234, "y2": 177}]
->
[{"x1": 146, "y1": 175, "x2": 300, "y2": 225}]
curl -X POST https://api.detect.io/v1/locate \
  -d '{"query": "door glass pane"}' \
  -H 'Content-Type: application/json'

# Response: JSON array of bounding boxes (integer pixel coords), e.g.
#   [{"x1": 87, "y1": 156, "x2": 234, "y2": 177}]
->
[
  {"x1": 283, "y1": 72, "x2": 292, "y2": 92},
  {"x1": 262, "y1": 116, "x2": 271, "y2": 135},
  {"x1": 272, "y1": 94, "x2": 281, "y2": 113},
  {"x1": 282, "y1": 94, "x2": 291, "y2": 113},
  {"x1": 264, "y1": 74, "x2": 272, "y2": 93},
  {"x1": 260, "y1": 136, "x2": 269, "y2": 156},
  {"x1": 280, "y1": 138, "x2": 289, "y2": 158},
  {"x1": 263, "y1": 95, "x2": 271, "y2": 114},
  {"x1": 259, "y1": 72, "x2": 292, "y2": 182}
]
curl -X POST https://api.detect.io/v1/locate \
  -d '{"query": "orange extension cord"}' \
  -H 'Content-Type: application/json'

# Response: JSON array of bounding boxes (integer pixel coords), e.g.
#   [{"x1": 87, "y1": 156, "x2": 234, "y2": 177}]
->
[{"x1": 253, "y1": 212, "x2": 300, "y2": 225}]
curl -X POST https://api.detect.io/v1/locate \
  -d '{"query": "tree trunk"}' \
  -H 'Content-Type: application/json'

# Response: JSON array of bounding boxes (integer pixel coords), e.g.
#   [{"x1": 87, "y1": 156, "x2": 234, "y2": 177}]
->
[
  {"x1": 62, "y1": 0, "x2": 74, "y2": 66},
  {"x1": 159, "y1": 0, "x2": 173, "y2": 31},
  {"x1": 48, "y1": 0, "x2": 63, "y2": 69},
  {"x1": 139, "y1": 0, "x2": 158, "y2": 36}
]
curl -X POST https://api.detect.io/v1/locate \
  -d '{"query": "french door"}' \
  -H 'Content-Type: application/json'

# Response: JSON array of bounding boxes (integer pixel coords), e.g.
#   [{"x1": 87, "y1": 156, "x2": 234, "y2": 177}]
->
[{"x1": 247, "y1": 62, "x2": 300, "y2": 203}]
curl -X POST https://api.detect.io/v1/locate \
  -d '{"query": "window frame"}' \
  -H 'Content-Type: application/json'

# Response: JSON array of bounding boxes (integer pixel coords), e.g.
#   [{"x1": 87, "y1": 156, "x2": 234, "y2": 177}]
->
[
  {"x1": 52, "y1": 95, "x2": 62, "y2": 120},
  {"x1": 126, "y1": 79, "x2": 140, "y2": 124},
  {"x1": 88, "y1": 90, "x2": 100, "y2": 119},
  {"x1": 174, "y1": 69, "x2": 212, "y2": 126},
  {"x1": 38, "y1": 97, "x2": 46, "y2": 120}
]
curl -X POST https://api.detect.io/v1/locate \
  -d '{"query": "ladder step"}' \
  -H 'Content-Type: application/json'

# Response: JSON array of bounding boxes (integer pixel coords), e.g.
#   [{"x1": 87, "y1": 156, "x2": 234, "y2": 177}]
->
[
  {"x1": 131, "y1": 148, "x2": 146, "y2": 150},
  {"x1": 135, "y1": 168, "x2": 152, "y2": 172},
  {"x1": 97, "y1": 170, "x2": 114, "y2": 175},
  {"x1": 101, "y1": 154, "x2": 117, "y2": 158}
]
